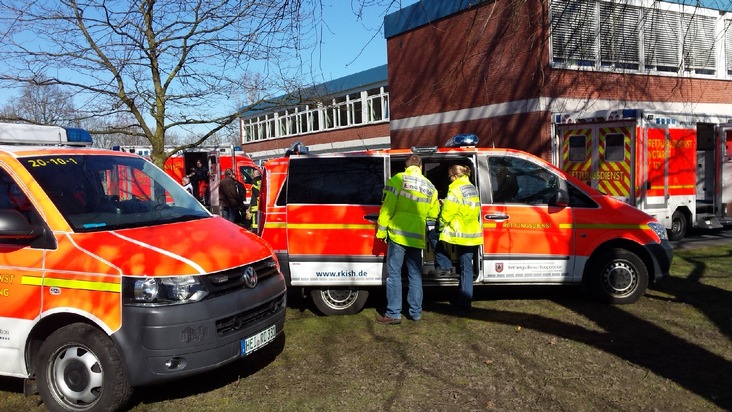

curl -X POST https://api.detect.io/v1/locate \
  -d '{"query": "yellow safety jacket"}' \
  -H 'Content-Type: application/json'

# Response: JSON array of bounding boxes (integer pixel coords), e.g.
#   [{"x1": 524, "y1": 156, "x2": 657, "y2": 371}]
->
[
  {"x1": 250, "y1": 177, "x2": 261, "y2": 229},
  {"x1": 376, "y1": 165, "x2": 440, "y2": 248},
  {"x1": 438, "y1": 175, "x2": 483, "y2": 246}
]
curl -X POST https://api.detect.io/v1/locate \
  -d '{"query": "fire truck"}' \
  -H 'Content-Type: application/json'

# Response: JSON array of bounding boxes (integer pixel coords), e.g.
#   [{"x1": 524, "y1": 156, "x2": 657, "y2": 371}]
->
[
  {"x1": 259, "y1": 136, "x2": 672, "y2": 316},
  {"x1": 553, "y1": 108, "x2": 732, "y2": 240},
  {"x1": 117, "y1": 145, "x2": 261, "y2": 209}
]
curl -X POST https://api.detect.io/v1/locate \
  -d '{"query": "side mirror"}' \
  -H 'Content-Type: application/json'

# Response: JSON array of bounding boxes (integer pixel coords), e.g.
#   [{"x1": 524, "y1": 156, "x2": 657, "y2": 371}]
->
[
  {"x1": 550, "y1": 179, "x2": 570, "y2": 207},
  {"x1": 0, "y1": 209, "x2": 42, "y2": 239}
]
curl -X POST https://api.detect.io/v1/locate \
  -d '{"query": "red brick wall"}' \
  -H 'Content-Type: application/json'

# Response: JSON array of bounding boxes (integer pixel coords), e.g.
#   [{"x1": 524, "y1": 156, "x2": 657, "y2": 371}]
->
[
  {"x1": 387, "y1": 0, "x2": 732, "y2": 154},
  {"x1": 387, "y1": 0, "x2": 547, "y2": 118}
]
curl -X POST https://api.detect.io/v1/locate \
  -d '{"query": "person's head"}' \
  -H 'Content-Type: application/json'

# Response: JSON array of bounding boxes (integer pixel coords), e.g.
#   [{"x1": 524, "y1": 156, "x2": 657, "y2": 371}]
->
[
  {"x1": 405, "y1": 154, "x2": 422, "y2": 169},
  {"x1": 252, "y1": 169, "x2": 261, "y2": 178},
  {"x1": 224, "y1": 168, "x2": 233, "y2": 177},
  {"x1": 448, "y1": 164, "x2": 471, "y2": 181},
  {"x1": 196, "y1": 160, "x2": 203, "y2": 167},
  {"x1": 182, "y1": 176, "x2": 190, "y2": 184}
]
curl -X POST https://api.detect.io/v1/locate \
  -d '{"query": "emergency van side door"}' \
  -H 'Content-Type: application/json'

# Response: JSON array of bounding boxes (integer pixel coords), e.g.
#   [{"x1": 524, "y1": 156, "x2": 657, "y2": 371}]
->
[
  {"x1": 479, "y1": 154, "x2": 577, "y2": 282},
  {"x1": 0, "y1": 166, "x2": 48, "y2": 376}
]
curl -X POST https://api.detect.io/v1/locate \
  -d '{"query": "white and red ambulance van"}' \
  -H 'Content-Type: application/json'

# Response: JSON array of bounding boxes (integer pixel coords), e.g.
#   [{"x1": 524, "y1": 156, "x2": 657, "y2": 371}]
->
[
  {"x1": 0, "y1": 123, "x2": 286, "y2": 411},
  {"x1": 258, "y1": 135, "x2": 672, "y2": 316}
]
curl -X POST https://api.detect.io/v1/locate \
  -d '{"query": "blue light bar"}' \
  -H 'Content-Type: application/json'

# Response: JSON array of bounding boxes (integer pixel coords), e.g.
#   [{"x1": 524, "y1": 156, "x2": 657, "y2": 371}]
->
[
  {"x1": 63, "y1": 127, "x2": 94, "y2": 145},
  {"x1": 445, "y1": 133, "x2": 479, "y2": 147}
]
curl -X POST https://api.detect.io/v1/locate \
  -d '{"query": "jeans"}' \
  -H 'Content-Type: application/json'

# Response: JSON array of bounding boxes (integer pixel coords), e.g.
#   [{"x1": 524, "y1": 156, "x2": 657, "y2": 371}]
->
[
  {"x1": 221, "y1": 207, "x2": 237, "y2": 223},
  {"x1": 428, "y1": 228, "x2": 452, "y2": 270},
  {"x1": 455, "y1": 245, "x2": 479, "y2": 308},
  {"x1": 385, "y1": 239, "x2": 423, "y2": 320},
  {"x1": 428, "y1": 228, "x2": 478, "y2": 308}
]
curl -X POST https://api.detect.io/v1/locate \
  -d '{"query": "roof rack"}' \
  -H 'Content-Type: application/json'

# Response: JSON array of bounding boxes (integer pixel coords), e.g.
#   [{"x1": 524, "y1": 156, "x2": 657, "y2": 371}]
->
[{"x1": 0, "y1": 123, "x2": 93, "y2": 147}]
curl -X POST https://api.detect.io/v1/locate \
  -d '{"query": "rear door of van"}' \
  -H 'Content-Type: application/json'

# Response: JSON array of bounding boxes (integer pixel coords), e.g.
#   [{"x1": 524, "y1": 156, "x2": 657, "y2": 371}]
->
[{"x1": 283, "y1": 154, "x2": 388, "y2": 286}]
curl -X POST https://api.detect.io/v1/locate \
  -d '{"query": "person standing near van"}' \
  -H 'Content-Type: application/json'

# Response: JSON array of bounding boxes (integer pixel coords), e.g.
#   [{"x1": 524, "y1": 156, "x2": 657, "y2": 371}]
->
[
  {"x1": 219, "y1": 168, "x2": 242, "y2": 223},
  {"x1": 188, "y1": 159, "x2": 210, "y2": 205},
  {"x1": 429, "y1": 164, "x2": 483, "y2": 311},
  {"x1": 375, "y1": 154, "x2": 440, "y2": 324},
  {"x1": 246, "y1": 168, "x2": 262, "y2": 232}
]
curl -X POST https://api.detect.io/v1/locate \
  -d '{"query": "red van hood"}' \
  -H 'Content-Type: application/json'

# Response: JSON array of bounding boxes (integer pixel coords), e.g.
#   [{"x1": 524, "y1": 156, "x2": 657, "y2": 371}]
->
[{"x1": 68, "y1": 216, "x2": 273, "y2": 276}]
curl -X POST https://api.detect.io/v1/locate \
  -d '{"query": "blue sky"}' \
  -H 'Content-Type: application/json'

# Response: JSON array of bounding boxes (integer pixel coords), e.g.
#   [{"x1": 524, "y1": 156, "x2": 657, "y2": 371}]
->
[{"x1": 311, "y1": 1, "x2": 418, "y2": 82}]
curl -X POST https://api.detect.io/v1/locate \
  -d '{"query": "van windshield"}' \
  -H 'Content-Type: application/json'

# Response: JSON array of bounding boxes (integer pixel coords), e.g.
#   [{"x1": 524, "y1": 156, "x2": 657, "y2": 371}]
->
[{"x1": 19, "y1": 154, "x2": 210, "y2": 232}]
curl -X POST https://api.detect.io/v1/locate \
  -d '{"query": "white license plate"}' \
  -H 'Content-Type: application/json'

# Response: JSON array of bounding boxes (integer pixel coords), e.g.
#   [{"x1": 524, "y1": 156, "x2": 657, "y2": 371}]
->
[{"x1": 241, "y1": 324, "x2": 276, "y2": 356}]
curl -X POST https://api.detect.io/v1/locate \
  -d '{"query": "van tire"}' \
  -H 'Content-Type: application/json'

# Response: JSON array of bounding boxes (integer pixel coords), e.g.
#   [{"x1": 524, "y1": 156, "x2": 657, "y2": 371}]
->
[
  {"x1": 36, "y1": 323, "x2": 133, "y2": 412},
  {"x1": 310, "y1": 288, "x2": 369, "y2": 316},
  {"x1": 668, "y1": 211, "x2": 687, "y2": 241},
  {"x1": 590, "y1": 248, "x2": 649, "y2": 304}
]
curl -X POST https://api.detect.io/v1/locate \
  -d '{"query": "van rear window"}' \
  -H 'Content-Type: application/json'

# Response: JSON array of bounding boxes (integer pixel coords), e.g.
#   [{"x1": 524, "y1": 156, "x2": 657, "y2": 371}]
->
[{"x1": 286, "y1": 157, "x2": 384, "y2": 205}]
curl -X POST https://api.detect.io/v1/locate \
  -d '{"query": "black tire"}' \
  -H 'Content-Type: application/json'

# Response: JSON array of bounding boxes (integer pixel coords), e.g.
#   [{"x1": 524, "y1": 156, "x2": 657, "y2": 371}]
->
[
  {"x1": 590, "y1": 248, "x2": 649, "y2": 304},
  {"x1": 310, "y1": 288, "x2": 368, "y2": 316},
  {"x1": 668, "y1": 210, "x2": 687, "y2": 241},
  {"x1": 36, "y1": 323, "x2": 132, "y2": 412}
]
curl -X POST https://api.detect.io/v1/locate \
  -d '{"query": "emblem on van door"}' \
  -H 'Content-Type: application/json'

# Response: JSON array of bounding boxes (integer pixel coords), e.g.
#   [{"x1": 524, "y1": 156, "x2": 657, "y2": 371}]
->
[
  {"x1": 243, "y1": 266, "x2": 258, "y2": 288},
  {"x1": 495, "y1": 263, "x2": 504, "y2": 273}
]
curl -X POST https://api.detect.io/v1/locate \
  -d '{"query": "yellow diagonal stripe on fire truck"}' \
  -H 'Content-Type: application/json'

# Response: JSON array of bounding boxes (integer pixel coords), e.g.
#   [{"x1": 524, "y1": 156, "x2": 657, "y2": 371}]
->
[{"x1": 21, "y1": 276, "x2": 121, "y2": 293}]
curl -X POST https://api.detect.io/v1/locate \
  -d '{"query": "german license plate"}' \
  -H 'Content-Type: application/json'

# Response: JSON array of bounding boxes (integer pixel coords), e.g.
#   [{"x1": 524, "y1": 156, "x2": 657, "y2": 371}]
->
[{"x1": 241, "y1": 325, "x2": 276, "y2": 356}]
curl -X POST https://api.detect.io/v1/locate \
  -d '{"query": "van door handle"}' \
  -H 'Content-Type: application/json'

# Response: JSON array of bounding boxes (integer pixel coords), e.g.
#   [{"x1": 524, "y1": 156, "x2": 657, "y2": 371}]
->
[
  {"x1": 485, "y1": 213, "x2": 509, "y2": 220},
  {"x1": 364, "y1": 213, "x2": 379, "y2": 222}
]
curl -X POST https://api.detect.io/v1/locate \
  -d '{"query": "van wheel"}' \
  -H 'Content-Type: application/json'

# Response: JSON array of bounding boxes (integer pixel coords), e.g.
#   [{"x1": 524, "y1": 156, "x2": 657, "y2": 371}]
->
[
  {"x1": 310, "y1": 288, "x2": 369, "y2": 316},
  {"x1": 36, "y1": 323, "x2": 132, "y2": 412},
  {"x1": 590, "y1": 248, "x2": 648, "y2": 304},
  {"x1": 668, "y1": 211, "x2": 687, "y2": 241}
]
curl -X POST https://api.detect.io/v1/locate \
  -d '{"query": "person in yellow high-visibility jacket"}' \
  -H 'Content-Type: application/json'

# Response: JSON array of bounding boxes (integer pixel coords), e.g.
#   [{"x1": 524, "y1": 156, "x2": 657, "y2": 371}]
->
[
  {"x1": 429, "y1": 164, "x2": 483, "y2": 311},
  {"x1": 375, "y1": 154, "x2": 440, "y2": 324}
]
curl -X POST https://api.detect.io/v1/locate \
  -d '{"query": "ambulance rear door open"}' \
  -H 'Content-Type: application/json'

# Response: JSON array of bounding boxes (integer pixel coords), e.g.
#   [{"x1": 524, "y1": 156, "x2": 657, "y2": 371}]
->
[{"x1": 719, "y1": 123, "x2": 732, "y2": 225}]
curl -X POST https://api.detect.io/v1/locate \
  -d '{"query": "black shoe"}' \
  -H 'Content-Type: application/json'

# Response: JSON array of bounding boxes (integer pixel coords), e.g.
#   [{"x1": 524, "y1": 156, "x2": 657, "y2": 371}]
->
[{"x1": 428, "y1": 268, "x2": 453, "y2": 277}]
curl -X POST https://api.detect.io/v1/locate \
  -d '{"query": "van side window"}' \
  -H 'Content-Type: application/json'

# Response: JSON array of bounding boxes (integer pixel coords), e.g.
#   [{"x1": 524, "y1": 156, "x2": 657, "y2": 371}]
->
[
  {"x1": 0, "y1": 168, "x2": 33, "y2": 220},
  {"x1": 488, "y1": 156, "x2": 558, "y2": 205},
  {"x1": 286, "y1": 157, "x2": 384, "y2": 205}
]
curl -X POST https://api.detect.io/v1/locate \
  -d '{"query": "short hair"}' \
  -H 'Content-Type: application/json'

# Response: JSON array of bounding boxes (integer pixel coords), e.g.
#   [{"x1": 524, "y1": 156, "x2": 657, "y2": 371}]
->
[
  {"x1": 224, "y1": 168, "x2": 233, "y2": 176},
  {"x1": 405, "y1": 154, "x2": 422, "y2": 168}
]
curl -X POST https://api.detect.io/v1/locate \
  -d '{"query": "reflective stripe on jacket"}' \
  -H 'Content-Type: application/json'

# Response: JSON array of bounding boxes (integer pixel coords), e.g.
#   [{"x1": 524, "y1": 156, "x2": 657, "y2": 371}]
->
[
  {"x1": 439, "y1": 175, "x2": 483, "y2": 246},
  {"x1": 376, "y1": 165, "x2": 440, "y2": 248}
]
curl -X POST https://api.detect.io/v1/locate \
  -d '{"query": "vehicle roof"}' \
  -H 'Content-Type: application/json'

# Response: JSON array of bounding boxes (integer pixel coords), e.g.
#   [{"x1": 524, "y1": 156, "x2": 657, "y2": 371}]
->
[{"x1": 0, "y1": 145, "x2": 141, "y2": 158}]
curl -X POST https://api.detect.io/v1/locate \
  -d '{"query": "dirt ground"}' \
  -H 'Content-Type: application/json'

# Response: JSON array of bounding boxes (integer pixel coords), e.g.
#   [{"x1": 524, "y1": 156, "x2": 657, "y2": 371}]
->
[{"x1": 1, "y1": 235, "x2": 731, "y2": 411}]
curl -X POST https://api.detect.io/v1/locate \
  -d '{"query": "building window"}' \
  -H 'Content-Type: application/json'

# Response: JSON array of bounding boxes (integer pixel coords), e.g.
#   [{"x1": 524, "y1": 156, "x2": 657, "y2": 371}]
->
[
  {"x1": 550, "y1": 0, "x2": 720, "y2": 76},
  {"x1": 240, "y1": 87, "x2": 389, "y2": 142},
  {"x1": 727, "y1": 19, "x2": 732, "y2": 75}
]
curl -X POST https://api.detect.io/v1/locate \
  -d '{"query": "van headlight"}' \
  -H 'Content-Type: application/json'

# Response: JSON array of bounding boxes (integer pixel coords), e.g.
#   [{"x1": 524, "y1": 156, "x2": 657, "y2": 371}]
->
[
  {"x1": 124, "y1": 276, "x2": 209, "y2": 306},
  {"x1": 647, "y1": 222, "x2": 668, "y2": 241}
]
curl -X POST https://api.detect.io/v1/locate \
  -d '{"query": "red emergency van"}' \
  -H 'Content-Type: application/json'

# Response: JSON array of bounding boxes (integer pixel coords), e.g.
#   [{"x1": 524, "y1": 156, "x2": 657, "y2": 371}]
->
[
  {"x1": 0, "y1": 123, "x2": 286, "y2": 411},
  {"x1": 259, "y1": 135, "x2": 672, "y2": 315}
]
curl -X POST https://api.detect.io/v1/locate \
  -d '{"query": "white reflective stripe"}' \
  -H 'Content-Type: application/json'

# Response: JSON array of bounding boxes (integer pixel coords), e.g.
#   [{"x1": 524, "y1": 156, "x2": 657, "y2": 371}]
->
[
  {"x1": 400, "y1": 191, "x2": 434, "y2": 203},
  {"x1": 391, "y1": 228, "x2": 424, "y2": 239}
]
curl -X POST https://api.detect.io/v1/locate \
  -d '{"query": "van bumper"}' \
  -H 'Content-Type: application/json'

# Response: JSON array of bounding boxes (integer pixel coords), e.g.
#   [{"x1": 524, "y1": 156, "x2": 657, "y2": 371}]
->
[
  {"x1": 646, "y1": 239, "x2": 673, "y2": 281},
  {"x1": 113, "y1": 274, "x2": 286, "y2": 387}
]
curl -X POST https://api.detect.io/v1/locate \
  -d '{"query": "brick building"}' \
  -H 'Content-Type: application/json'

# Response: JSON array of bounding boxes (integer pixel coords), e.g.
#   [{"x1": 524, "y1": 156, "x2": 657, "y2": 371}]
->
[
  {"x1": 238, "y1": 65, "x2": 390, "y2": 163},
  {"x1": 385, "y1": 0, "x2": 732, "y2": 161}
]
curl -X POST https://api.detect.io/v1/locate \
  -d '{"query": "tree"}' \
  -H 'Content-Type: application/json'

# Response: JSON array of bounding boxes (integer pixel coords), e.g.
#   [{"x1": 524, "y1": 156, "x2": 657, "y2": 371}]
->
[
  {"x1": 0, "y1": 0, "x2": 320, "y2": 167},
  {"x1": 0, "y1": 81, "x2": 78, "y2": 126}
]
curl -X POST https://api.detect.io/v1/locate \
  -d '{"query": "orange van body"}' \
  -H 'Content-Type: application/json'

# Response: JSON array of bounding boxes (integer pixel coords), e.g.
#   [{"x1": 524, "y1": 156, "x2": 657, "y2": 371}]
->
[
  {"x1": 0, "y1": 124, "x2": 285, "y2": 411},
  {"x1": 259, "y1": 137, "x2": 672, "y2": 315}
]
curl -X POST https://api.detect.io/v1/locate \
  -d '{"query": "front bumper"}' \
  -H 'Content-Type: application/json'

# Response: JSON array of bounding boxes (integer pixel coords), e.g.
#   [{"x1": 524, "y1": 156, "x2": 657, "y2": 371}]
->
[
  {"x1": 646, "y1": 239, "x2": 673, "y2": 281},
  {"x1": 113, "y1": 273, "x2": 286, "y2": 386}
]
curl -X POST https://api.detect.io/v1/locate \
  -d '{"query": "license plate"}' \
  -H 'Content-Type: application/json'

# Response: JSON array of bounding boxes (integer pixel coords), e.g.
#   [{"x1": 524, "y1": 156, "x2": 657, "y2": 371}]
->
[{"x1": 241, "y1": 324, "x2": 276, "y2": 356}]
